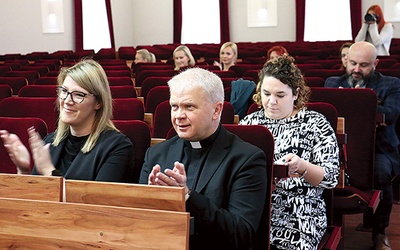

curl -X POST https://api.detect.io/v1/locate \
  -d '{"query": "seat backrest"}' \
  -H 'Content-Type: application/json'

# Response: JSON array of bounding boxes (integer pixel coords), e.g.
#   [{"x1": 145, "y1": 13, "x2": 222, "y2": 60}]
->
[
  {"x1": 0, "y1": 173, "x2": 62, "y2": 201},
  {"x1": 152, "y1": 100, "x2": 172, "y2": 138},
  {"x1": 0, "y1": 97, "x2": 58, "y2": 132},
  {"x1": 145, "y1": 85, "x2": 170, "y2": 113},
  {"x1": 221, "y1": 101, "x2": 235, "y2": 124},
  {"x1": 0, "y1": 84, "x2": 12, "y2": 101},
  {"x1": 140, "y1": 76, "x2": 171, "y2": 100},
  {"x1": 3, "y1": 70, "x2": 40, "y2": 84},
  {"x1": 135, "y1": 69, "x2": 177, "y2": 87},
  {"x1": 109, "y1": 85, "x2": 137, "y2": 98},
  {"x1": 0, "y1": 76, "x2": 27, "y2": 93},
  {"x1": 0, "y1": 117, "x2": 48, "y2": 173},
  {"x1": 309, "y1": 87, "x2": 377, "y2": 190},
  {"x1": 304, "y1": 76, "x2": 325, "y2": 87},
  {"x1": 303, "y1": 69, "x2": 345, "y2": 79},
  {"x1": 32, "y1": 76, "x2": 58, "y2": 85},
  {"x1": 112, "y1": 120, "x2": 151, "y2": 183},
  {"x1": 107, "y1": 76, "x2": 134, "y2": 86},
  {"x1": 18, "y1": 85, "x2": 57, "y2": 97},
  {"x1": 112, "y1": 98, "x2": 144, "y2": 121}
]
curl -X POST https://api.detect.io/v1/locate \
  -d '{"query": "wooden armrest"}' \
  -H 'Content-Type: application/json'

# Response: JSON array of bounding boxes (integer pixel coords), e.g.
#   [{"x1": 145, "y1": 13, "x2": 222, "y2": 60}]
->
[
  {"x1": 135, "y1": 87, "x2": 142, "y2": 97},
  {"x1": 369, "y1": 190, "x2": 382, "y2": 213},
  {"x1": 144, "y1": 112, "x2": 153, "y2": 128},
  {"x1": 233, "y1": 115, "x2": 239, "y2": 124},
  {"x1": 151, "y1": 137, "x2": 166, "y2": 146}
]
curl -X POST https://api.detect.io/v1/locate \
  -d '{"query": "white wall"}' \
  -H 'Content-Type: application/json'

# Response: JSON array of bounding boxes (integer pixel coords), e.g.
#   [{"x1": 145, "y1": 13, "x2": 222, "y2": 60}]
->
[
  {"x1": 0, "y1": 0, "x2": 74, "y2": 55},
  {"x1": 0, "y1": 0, "x2": 399, "y2": 55}
]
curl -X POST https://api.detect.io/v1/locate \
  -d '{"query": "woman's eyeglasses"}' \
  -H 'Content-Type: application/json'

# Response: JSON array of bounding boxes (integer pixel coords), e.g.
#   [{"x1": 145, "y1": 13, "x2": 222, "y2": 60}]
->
[{"x1": 56, "y1": 86, "x2": 93, "y2": 104}]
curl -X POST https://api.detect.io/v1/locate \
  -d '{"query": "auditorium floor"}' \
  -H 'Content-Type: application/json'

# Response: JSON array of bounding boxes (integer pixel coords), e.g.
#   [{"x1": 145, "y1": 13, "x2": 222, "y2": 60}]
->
[{"x1": 344, "y1": 203, "x2": 400, "y2": 249}]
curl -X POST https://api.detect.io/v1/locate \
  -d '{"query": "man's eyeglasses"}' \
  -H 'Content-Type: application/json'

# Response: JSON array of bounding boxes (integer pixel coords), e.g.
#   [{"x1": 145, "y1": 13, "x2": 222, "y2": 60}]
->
[{"x1": 56, "y1": 86, "x2": 94, "y2": 104}]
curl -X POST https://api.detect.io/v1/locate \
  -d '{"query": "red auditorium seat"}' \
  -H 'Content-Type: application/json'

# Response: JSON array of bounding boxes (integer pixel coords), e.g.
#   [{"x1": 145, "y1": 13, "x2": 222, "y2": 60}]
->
[
  {"x1": 3, "y1": 70, "x2": 40, "y2": 84},
  {"x1": 0, "y1": 85, "x2": 13, "y2": 101},
  {"x1": 0, "y1": 117, "x2": 48, "y2": 174},
  {"x1": 303, "y1": 69, "x2": 345, "y2": 79},
  {"x1": 93, "y1": 48, "x2": 116, "y2": 60},
  {"x1": 118, "y1": 46, "x2": 136, "y2": 60},
  {"x1": 33, "y1": 76, "x2": 58, "y2": 85},
  {"x1": 105, "y1": 70, "x2": 131, "y2": 77},
  {"x1": 144, "y1": 85, "x2": 170, "y2": 113},
  {"x1": 139, "y1": 76, "x2": 171, "y2": 100},
  {"x1": 304, "y1": 76, "x2": 326, "y2": 87},
  {"x1": 309, "y1": 87, "x2": 381, "y2": 230},
  {"x1": 0, "y1": 97, "x2": 59, "y2": 132},
  {"x1": 112, "y1": 98, "x2": 144, "y2": 121},
  {"x1": 109, "y1": 85, "x2": 137, "y2": 98},
  {"x1": 152, "y1": 100, "x2": 172, "y2": 138},
  {"x1": 18, "y1": 85, "x2": 56, "y2": 97},
  {"x1": 112, "y1": 120, "x2": 151, "y2": 183},
  {"x1": 0, "y1": 77, "x2": 28, "y2": 94},
  {"x1": 134, "y1": 69, "x2": 177, "y2": 87},
  {"x1": 107, "y1": 76, "x2": 134, "y2": 86}
]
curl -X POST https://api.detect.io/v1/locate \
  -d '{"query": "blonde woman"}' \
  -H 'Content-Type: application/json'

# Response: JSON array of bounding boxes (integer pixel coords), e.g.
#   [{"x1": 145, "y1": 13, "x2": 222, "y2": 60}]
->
[{"x1": 0, "y1": 59, "x2": 134, "y2": 182}]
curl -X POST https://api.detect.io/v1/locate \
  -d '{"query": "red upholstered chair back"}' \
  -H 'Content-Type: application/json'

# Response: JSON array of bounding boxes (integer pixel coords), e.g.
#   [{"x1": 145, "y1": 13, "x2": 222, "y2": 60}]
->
[
  {"x1": 304, "y1": 76, "x2": 325, "y2": 87},
  {"x1": 112, "y1": 120, "x2": 151, "y2": 183},
  {"x1": 0, "y1": 85, "x2": 13, "y2": 101},
  {"x1": 0, "y1": 77, "x2": 27, "y2": 93},
  {"x1": 309, "y1": 87, "x2": 377, "y2": 190},
  {"x1": 135, "y1": 69, "x2": 177, "y2": 87},
  {"x1": 0, "y1": 117, "x2": 48, "y2": 173},
  {"x1": 18, "y1": 85, "x2": 57, "y2": 97},
  {"x1": 107, "y1": 76, "x2": 134, "y2": 86},
  {"x1": 109, "y1": 86, "x2": 137, "y2": 98},
  {"x1": 144, "y1": 86, "x2": 170, "y2": 113},
  {"x1": 33, "y1": 76, "x2": 58, "y2": 85},
  {"x1": 140, "y1": 76, "x2": 171, "y2": 100},
  {"x1": 112, "y1": 98, "x2": 144, "y2": 121},
  {"x1": 221, "y1": 101, "x2": 235, "y2": 124},
  {"x1": 0, "y1": 97, "x2": 59, "y2": 132},
  {"x1": 152, "y1": 100, "x2": 172, "y2": 138},
  {"x1": 303, "y1": 69, "x2": 345, "y2": 79},
  {"x1": 3, "y1": 70, "x2": 40, "y2": 84}
]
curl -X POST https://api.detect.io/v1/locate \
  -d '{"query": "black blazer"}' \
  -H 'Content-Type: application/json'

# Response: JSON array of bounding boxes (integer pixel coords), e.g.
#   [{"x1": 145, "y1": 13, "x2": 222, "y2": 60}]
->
[
  {"x1": 139, "y1": 126, "x2": 268, "y2": 250},
  {"x1": 32, "y1": 130, "x2": 135, "y2": 183}
]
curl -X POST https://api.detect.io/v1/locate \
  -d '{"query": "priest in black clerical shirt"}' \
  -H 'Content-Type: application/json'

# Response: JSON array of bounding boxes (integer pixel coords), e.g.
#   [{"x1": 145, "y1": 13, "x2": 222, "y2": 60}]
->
[{"x1": 139, "y1": 68, "x2": 268, "y2": 250}]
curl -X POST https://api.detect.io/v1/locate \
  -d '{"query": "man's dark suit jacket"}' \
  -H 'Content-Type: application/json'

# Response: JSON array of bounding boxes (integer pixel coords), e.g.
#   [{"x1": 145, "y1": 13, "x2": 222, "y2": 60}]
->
[
  {"x1": 325, "y1": 72, "x2": 400, "y2": 175},
  {"x1": 32, "y1": 130, "x2": 135, "y2": 182},
  {"x1": 139, "y1": 126, "x2": 268, "y2": 250}
]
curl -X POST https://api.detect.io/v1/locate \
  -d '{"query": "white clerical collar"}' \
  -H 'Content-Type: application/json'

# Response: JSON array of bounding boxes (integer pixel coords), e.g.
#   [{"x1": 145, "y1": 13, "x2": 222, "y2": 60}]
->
[{"x1": 190, "y1": 141, "x2": 202, "y2": 149}]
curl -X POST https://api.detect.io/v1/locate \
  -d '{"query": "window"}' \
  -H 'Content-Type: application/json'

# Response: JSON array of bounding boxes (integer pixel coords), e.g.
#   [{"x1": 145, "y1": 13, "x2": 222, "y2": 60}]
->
[
  {"x1": 181, "y1": 0, "x2": 220, "y2": 44},
  {"x1": 304, "y1": 0, "x2": 352, "y2": 41}
]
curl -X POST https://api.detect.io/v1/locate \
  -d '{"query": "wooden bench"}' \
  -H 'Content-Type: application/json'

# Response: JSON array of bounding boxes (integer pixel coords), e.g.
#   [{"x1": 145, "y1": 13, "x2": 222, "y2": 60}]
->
[{"x1": 0, "y1": 174, "x2": 190, "y2": 249}]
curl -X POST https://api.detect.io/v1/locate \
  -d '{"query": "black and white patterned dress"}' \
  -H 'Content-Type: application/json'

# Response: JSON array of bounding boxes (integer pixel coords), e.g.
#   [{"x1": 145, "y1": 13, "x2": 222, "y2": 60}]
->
[{"x1": 240, "y1": 108, "x2": 340, "y2": 250}]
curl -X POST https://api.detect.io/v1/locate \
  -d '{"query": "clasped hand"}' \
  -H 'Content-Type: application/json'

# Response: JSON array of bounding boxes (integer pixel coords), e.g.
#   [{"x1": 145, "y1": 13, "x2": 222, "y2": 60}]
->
[{"x1": 148, "y1": 161, "x2": 189, "y2": 193}]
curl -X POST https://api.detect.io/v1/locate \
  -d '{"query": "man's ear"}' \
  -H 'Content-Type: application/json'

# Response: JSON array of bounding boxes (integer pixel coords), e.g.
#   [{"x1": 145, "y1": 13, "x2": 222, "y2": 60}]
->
[
  {"x1": 213, "y1": 101, "x2": 223, "y2": 120},
  {"x1": 374, "y1": 58, "x2": 379, "y2": 69}
]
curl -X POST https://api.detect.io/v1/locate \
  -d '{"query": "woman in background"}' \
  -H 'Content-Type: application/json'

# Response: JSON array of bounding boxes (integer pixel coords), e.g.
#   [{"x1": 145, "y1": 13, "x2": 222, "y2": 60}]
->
[
  {"x1": 266, "y1": 45, "x2": 289, "y2": 61},
  {"x1": 173, "y1": 45, "x2": 195, "y2": 71},
  {"x1": 213, "y1": 41, "x2": 237, "y2": 71},
  {"x1": 355, "y1": 4, "x2": 393, "y2": 56}
]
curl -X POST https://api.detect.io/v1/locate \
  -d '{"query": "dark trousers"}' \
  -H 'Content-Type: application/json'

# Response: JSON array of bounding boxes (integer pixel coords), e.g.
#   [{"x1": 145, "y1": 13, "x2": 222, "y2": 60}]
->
[{"x1": 373, "y1": 151, "x2": 398, "y2": 235}]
